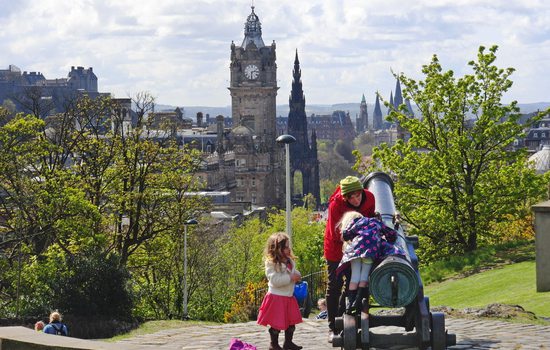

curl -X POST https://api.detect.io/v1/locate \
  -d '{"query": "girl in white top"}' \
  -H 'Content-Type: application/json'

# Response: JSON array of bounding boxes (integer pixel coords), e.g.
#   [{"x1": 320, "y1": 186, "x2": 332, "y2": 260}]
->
[{"x1": 257, "y1": 232, "x2": 303, "y2": 350}]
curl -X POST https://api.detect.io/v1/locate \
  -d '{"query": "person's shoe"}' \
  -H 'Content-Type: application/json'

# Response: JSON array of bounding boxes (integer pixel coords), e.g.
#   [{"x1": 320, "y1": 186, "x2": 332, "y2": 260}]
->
[
  {"x1": 345, "y1": 290, "x2": 357, "y2": 315},
  {"x1": 283, "y1": 325, "x2": 302, "y2": 350},
  {"x1": 328, "y1": 330, "x2": 336, "y2": 343},
  {"x1": 269, "y1": 328, "x2": 283, "y2": 350}
]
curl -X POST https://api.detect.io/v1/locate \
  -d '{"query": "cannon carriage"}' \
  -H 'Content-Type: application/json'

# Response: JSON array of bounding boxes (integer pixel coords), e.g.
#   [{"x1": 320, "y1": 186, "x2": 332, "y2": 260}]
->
[{"x1": 332, "y1": 172, "x2": 456, "y2": 350}]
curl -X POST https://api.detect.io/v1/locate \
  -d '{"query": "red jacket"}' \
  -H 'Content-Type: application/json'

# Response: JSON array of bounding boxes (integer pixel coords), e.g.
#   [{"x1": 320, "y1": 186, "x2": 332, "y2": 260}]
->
[{"x1": 323, "y1": 186, "x2": 376, "y2": 262}]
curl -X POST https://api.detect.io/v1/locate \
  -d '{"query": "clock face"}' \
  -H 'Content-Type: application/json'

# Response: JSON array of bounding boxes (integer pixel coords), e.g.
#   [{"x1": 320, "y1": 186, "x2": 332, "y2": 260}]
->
[{"x1": 244, "y1": 64, "x2": 259, "y2": 80}]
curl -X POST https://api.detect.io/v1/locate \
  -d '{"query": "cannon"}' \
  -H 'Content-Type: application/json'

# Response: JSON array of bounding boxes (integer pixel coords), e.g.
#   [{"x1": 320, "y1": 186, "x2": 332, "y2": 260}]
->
[{"x1": 332, "y1": 172, "x2": 456, "y2": 350}]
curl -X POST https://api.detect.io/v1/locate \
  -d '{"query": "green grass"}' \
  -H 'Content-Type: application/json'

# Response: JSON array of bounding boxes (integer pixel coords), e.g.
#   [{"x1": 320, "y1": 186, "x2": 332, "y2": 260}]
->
[
  {"x1": 105, "y1": 320, "x2": 221, "y2": 342},
  {"x1": 424, "y1": 261, "x2": 550, "y2": 323},
  {"x1": 419, "y1": 240, "x2": 535, "y2": 285}
]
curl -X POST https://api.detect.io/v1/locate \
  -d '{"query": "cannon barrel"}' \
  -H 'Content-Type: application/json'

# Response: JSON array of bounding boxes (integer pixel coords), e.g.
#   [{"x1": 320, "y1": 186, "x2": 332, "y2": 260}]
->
[{"x1": 363, "y1": 172, "x2": 419, "y2": 308}]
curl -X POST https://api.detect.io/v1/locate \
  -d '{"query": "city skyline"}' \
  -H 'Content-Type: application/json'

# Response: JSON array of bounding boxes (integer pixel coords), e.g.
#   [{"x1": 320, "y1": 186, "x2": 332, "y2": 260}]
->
[{"x1": 2, "y1": 0, "x2": 549, "y2": 107}]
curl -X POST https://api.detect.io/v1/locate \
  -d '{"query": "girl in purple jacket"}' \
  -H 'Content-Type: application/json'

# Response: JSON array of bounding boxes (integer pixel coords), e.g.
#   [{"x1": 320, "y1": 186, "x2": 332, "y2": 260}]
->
[{"x1": 337, "y1": 211, "x2": 405, "y2": 315}]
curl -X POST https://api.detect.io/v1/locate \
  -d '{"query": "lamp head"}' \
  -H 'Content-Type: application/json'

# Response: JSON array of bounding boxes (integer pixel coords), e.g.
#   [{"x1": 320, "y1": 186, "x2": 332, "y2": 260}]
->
[
  {"x1": 276, "y1": 134, "x2": 296, "y2": 144},
  {"x1": 185, "y1": 219, "x2": 198, "y2": 225}
]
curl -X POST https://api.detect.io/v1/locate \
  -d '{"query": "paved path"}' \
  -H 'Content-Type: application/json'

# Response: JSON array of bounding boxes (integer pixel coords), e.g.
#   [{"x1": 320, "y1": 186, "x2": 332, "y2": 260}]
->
[{"x1": 117, "y1": 317, "x2": 550, "y2": 349}]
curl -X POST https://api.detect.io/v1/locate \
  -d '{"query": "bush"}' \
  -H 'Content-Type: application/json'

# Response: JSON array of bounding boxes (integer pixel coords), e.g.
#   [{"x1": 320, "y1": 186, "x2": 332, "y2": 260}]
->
[{"x1": 224, "y1": 280, "x2": 267, "y2": 323}]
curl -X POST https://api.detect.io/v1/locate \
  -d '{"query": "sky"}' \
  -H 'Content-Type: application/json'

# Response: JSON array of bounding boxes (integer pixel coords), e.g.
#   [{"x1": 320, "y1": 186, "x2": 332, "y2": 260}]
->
[{"x1": 2, "y1": 0, "x2": 550, "y2": 108}]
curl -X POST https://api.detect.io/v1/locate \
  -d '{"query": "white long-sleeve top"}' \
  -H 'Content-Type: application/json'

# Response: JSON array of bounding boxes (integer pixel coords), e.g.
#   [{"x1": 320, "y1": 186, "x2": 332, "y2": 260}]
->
[{"x1": 265, "y1": 258, "x2": 300, "y2": 297}]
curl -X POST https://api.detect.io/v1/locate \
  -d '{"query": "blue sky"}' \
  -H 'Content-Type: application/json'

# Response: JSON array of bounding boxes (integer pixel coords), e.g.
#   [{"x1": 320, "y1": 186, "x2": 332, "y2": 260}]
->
[{"x1": 2, "y1": 0, "x2": 549, "y2": 107}]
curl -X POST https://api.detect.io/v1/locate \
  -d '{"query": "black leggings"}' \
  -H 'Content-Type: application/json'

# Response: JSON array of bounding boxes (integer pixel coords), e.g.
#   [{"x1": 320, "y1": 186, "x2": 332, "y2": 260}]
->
[{"x1": 325, "y1": 260, "x2": 350, "y2": 333}]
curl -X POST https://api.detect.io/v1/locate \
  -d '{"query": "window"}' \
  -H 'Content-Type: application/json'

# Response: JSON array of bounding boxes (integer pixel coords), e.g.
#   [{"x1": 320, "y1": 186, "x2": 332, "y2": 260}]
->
[
  {"x1": 534, "y1": 132, "x2": 539, "y2": 138},
  {"x1": 252, "y1": 178, "x2": 256, "y2": 186}
]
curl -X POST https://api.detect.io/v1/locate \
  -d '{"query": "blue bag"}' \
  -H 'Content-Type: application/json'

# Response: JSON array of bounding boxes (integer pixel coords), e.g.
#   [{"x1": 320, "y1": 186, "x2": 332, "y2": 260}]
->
[{"x1": 293, "y1": 281, "x2": 308, "y2": 304}]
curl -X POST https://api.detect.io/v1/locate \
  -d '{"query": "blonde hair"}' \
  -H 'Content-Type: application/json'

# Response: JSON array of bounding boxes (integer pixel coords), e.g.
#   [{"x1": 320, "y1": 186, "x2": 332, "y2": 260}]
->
[
  {"x1": 337, "y1": 211, "x2": 363, "y2": 233},
  {"x1": 264, "y1": 232, "x2": 295, "y2": 267},
  {"x1": 49, "y1": 311, "x2": 62, "y2": 323},
  {"x1": 34, "y1": 321, "x2": 45, "y2": 331}
]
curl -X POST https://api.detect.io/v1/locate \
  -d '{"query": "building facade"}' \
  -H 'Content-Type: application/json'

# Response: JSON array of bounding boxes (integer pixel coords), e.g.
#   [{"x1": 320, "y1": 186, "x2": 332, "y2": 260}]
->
[
  {"x1": 0, "y1": 65, "x2": 104, "y2": 116},
  {"x1": 227, "y1": 6, "x2": 283, "y2": 207}
]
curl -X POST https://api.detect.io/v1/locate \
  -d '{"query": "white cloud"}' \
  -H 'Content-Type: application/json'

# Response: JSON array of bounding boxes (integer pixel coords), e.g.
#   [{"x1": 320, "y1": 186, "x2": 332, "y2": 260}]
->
[{"x1": 1, "y1": 0, "x2": 549, "y2": 107}]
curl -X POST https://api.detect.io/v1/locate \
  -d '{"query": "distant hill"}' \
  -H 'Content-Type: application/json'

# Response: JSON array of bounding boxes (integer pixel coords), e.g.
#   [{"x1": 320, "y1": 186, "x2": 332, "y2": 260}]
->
[{"x1": 156, "y1": 102, "x2": 550, "y2": 122}]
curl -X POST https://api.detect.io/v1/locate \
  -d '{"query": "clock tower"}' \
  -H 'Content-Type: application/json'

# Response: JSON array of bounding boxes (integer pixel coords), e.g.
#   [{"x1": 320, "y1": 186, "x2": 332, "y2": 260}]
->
[
  {"x1": 229, "y1": 6, "x2": 278, "y2": 145},
  {"x1": 228, "y1": 6, "x2": 283, "y2": 207}
]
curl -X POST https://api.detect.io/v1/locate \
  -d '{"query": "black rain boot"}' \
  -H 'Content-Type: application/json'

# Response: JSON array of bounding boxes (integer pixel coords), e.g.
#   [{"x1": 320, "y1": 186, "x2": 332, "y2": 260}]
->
[
  {"x1": 283, "y1": 325, "x2": 303, "y2": 350},
  {"x1": 345, "y1": 289, "x2": 357, "y2": 315},
  {"x1": 269, "y1": 327, "x2": 282, "y2": 350}
]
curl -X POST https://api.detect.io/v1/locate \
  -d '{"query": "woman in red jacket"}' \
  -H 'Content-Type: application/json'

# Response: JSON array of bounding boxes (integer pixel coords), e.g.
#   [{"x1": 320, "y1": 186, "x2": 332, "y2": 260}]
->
[{"x1": 324, "y1": 176, "x2": 375, "y2": 342}]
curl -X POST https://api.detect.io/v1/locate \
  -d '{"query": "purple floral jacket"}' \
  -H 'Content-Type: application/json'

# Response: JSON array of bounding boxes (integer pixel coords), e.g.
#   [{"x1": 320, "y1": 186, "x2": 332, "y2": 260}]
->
[{"x1": 338, "y1": 217, "x2": 405, "y2": 273}]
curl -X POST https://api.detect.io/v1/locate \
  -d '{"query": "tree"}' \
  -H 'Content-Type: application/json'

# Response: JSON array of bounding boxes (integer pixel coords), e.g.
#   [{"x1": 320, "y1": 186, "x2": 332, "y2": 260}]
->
[
  {"x1": 364, "y1": 45, "x2": 549, "y2": 260},
  {"x1": 334, "y1": 140, "x2": 354, "y2": 163},
  {"x1": 317, "y1": 140, "x2": 354, "y2": 184},
  {"x1": 0, "y1": 92, "x2": 208, "y2": 319},
  {"x1": 12, "y1": 86, "x2": 58, "y2": 119}
]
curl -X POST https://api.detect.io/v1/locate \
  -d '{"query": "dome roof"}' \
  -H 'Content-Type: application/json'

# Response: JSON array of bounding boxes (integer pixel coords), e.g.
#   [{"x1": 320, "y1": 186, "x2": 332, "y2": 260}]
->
[
  {"x1": 529, "y1": 145, "x2": 550, "y2": 174},
  {"x1": 242, "y1": 6, "x2": 265, "y2": 48},
  {"x1": 231, "y1": 124, "x2": 254, "y2": 136}
]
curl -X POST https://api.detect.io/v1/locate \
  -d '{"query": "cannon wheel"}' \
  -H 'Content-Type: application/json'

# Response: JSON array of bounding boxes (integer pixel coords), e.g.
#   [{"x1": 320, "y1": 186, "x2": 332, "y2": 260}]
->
[
  {"x1": 430, "y1": 312, "x2": 446, "y2": 350},
  {"x1": 342, "y1": 313, "x2": 357, "y2": 350},
  {"x1": 360, "y1": 312, "x2": 369, "y2": 350}
]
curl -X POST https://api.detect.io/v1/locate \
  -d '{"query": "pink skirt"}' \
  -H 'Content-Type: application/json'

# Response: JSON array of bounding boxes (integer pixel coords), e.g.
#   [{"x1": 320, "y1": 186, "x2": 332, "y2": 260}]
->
[{"x1": 257, "y1": 292, "x2": 303, "y2": 331}]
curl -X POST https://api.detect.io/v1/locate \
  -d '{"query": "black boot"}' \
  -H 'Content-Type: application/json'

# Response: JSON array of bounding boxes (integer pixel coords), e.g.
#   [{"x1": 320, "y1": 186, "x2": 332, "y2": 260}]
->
[
  {"x1": 269, "y1": 328, "x2": 282, "y2": 350},
  {"x1": 354, "y1": 287, "x2": 369, "y2": 314},
  {"x1": 283, "y1": 325, "x2": 302, "y2": 350},
  {"x1": 345, "y1": 290, "x2": 357, "y2": 315}
]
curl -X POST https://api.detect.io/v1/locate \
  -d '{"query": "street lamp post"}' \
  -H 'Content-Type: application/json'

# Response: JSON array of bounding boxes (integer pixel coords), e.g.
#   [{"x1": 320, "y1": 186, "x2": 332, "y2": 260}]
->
[
  {"x1": 276, "y1": 134, "x2": 296, "y2": 241},
  {"x1": 183, "y1": 218, "x2": 198, "y2": 320}
]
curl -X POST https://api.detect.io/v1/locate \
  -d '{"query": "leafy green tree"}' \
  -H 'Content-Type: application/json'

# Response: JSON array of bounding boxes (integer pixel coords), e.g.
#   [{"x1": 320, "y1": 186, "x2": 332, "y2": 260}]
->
[
  {"x1": 0, "y1": 93, "x2": 208, "y2": 319},
  {"x1": 317, "y1": 140, "x2": 354, "y2": 184},
  {"x1": 334, "y1": 140, "x2": 355, "y2": 163},
  {"x1": 363, "y1": 45, "x2": 549, "y2": 260}
]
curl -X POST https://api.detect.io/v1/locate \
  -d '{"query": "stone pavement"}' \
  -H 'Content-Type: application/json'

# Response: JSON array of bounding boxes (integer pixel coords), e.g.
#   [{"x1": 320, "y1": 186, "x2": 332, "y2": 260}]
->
[{"x1": 117, "y1": 317, "x2": 550, "y2": 350}]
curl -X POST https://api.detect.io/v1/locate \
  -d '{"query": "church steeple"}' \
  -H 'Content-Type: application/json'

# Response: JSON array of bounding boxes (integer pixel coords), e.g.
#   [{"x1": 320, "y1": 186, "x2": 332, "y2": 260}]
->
[
  {"x1": 373, "y1": 93, "x2": 383, "y2": 130},
  {"x1": 287, "y1": 50, "x2": 320, "y2": 207},
  {"x1": 290, "y1": 49, "x2": 305, "y2": 107},
  {"x1": 288, "y1": 49, "x2": 308, "y2": 149},
  {"x1": 357, "y1": 93, "x2": 368, "y2": 132},
  {"x1": 242, "y1": 6, "x2": 265, "y2": 48},
  {"x1": 393, "y1": 77, "x2": 403, "y2": 109}
]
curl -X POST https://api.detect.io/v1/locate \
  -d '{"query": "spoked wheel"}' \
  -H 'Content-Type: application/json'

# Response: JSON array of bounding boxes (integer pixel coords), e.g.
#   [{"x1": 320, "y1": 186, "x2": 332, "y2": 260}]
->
[
  {"x1": 342, "y1": 313, "x2": 357, "y2": 350},
  {"x1": 430, "y1": 312, "x2": 446, "y2": 350}
]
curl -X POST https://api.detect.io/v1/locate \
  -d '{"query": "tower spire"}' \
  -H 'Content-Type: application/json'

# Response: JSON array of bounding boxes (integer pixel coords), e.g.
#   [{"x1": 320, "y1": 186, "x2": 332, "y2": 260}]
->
[{"x1": 242, "y1": 5, "x2": 264, "y2": 48}]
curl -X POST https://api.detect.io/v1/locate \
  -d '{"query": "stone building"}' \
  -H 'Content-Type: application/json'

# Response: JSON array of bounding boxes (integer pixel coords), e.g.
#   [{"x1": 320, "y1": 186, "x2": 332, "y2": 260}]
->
[
  {"x1": 372, "y1": 93, "x2": 384, "y2": 131},
  {"x1": 287, "y1": 50, "x2": 321, "y2": 205},
  {"x1": 309, "y1": 111, "x2": 356, "y2": 142},
  {"x1": 0, "y1": 65, "x2": 104, "y2": 115},
  {"x1": 522, "y1": 115, "x2": 550, "y2": 152},
  {"x1": 226, "y1": 6, "x2": 284, "y2": 207},
  {"x1": 148, "y1": 107, "x2": 192, "y2": 131},
  {"x1": 356, "y1": 94, "x2": 369, "y2": 132}
]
